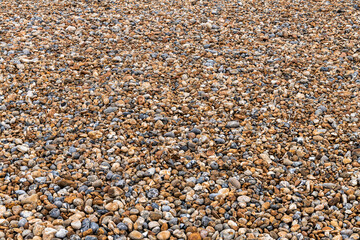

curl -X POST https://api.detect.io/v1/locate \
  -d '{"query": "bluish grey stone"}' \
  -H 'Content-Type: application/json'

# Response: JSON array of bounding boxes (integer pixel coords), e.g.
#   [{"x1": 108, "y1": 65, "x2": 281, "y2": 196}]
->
[
  {"x1": 147, "y1": 188, "x2": 159, "y2": 199},
  {"x1": 104, "y1": 107, "x2": 118, "y2": 114},
  {"x1": 49, "y1": 208, "x2": 60, "y2": 218},
  {"x1": 18, "y1": 218, "x2": 27, "y2": 227}
]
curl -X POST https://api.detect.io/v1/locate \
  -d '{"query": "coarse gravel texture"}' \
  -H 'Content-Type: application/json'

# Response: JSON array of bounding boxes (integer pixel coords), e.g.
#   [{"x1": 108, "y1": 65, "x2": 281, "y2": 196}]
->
[{"x1": 0, "y1": 0, "x2": 360, "y2": 239}]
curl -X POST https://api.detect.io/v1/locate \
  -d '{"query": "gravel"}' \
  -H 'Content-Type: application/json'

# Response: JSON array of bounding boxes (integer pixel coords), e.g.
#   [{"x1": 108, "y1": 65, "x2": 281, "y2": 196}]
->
[{"x1": 0, "y1": 0, "x2": 359, "y2": 239}]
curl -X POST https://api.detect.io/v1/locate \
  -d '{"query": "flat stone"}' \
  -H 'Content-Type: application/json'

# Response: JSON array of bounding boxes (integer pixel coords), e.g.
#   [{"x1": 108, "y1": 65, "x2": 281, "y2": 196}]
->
[
  {"x1": 149, "y1": 212, "x2": 162, "y2": 221},
  {"x1": 237, "y1": 196, "x2": 251, "y2": 203},
  {"x1": 228, "y1": 177, "x2": 241, "y2": 189},
  {"x1": 17, "y1": 145, "x2": 29, "y2": 153},
  {"x1": 88, "y1": 131, "x2": 103, "y2": 139},
  {"x1": 225, "y1": 121, "x2": 240, "y2": 128},
  {"x1": 129, "y1": 230, "x2": 143, "y2": 240},
  {"x1": 104, "y1": 107, "x2": 118, "y2": 114}
]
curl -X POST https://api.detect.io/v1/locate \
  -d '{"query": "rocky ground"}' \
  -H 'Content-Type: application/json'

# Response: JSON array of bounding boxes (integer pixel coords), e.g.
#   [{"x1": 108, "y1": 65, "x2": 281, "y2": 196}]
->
[{"x1": 0, "y1": 0, "x2": 359, "y2": 239}]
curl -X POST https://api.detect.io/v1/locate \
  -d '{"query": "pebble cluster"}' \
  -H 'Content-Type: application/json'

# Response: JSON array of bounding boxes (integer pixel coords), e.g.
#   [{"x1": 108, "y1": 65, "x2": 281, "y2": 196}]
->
[{"x1": 0, "y1": 0, "x2": 360, "y2": 239}]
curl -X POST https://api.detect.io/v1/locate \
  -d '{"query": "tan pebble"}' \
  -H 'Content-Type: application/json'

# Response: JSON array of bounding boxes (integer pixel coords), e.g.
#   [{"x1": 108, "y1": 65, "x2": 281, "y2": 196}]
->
[
  {"x1": 343, "y1": 158, "x2": 352, "y2": 164},
  {"x1": 281, "y1": 215, "x2": 293, "y2": 223},
  {"x1": 105, "y1": 202, "x2": 119, "y2": 212},
  {"x1": 291, "y1": 224, "x2": 300, "y2": 232},
  {"x1": 129, "y1": 230, "x2": 143, "y2": 240},
  {"x1": 150, "y1": 212, "x2": 162, "y2": 221},
  {"x1": 157, "y1": 231, "x2": 171, "y2": 240},
  {"x1": 33, "y1": 224, "x2": 45, "y2": 236},
  {"x1": 304, "y1": 207, "x2": 314, "y2": 214},
  {"x1": 88, "y1": 131, "x2": 103, "y2": 139},
  {"x1": 108, "y1": 187, "x2": 123, "y2": 198},
  {"x1": 227, "y1": 220, "x2": 238, "y2": 230},
  {"x1": 42, "y1": 228, "x2": 57, "y2": 240},
  {"x1": 188, "y1": 232, "x2": 202, "y2": 240},
  {"x1": 228, "y1": 177, "x2": 241, "y2": 189},
  {"x1": 313, "y1": 136, "x2": 323, "y2": 141}
]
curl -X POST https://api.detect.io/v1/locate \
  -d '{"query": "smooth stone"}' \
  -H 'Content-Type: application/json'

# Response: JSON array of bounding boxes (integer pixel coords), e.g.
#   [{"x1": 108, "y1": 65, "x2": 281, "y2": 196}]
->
[
  {"x1": 220, "y1": 229, "x2": 236, "y2": 240},
  {"x1": 148, "y1": 221, "x2": 160, "y2": 229},
  {"x1": 157, "y1": 231, "x2": 171, "y2": 240},
  {"x1": 129, "y1": 230, "x2": 143, "y2": 240},
  {"x1": 49, "y1": 208, "x2": 60, "y2": 218},
  {"x1": 20, "y1": 211, "x2": 33, "y2": 218},
  {"x1": 20, "y1": 194, "x2": 38, "y2": 204},
  {"x1": 225, "y1": 121, "x2": 240, "y2": 128},
  {"x1": 105, "y1": 202, "x2": 119, "y2": 212},
  {"x1": 33, "y1": 224, "x2": 45, "y2": 236},
  {"x1": 164, "y1": 132, "x2": 175, "y2": 138},
  {"x1": 189, "y1": 232, "x2": 201, "y2": 240},
  {"x1": 71, "y1": 220, "x2": 82, "y2": 230},
  {"x1": 92, "y1": 180, "x2": 103, "y2": 188},
  {"x1": 149, "y1": 212, "x2": 162, "y2": 221},
  {"x1": 104, "y1": 107, "x2": 118, "y2": 114},
  {"x1": 228, "y1": 177, "x2": 241, "y2": 189},
  {"x1": 43, "y1": 228, "x2": 57, "y2": 240},
  {"x1": 17, "y1": 145, "x2": 29, "y2": 153},
  {"x1": 55, "y1": 229, "x2": 68, "y2": 238},
  {"x1": 237, "y1": 196, "x2": 251, "y2": 203}
]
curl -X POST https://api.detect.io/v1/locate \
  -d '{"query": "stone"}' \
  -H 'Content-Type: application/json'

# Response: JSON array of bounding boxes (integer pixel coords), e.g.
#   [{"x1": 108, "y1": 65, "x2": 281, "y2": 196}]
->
[
  {"x1": 105, "y1": 202, "x2": 119, "y2": 212},
  {"x1": 71, "y1": 220, "x2": 82, "y2": 230},
  {"x1": 157, "y1": 231, "x2": 171, "y2": 240},
  {"x1": 148, "y1": 221, "x2": 160, "y2": 229},
  {"x1": 55, "y1": 229, "x2": 68, "y2": 238},
  {"x1": 220, "y1": 229, "x2": 236, "y2": 240},
  {"x1": 49, "y1": 208, "x2": 60, "y2": 218},
  {"x1": 66, "y1": 26, "x2": 76, "y2": 32},
  {"x1": 281, "y1": 215, "x2": 293, "y2": 223},
  {"x1": 149, "y1": 212, "x2": 162, "y2": 221},
  {"x1": 129, "y1": 230, "x2": 143, "y2": 240},
  {"x1": 88, "y1": 131, "x2": 103, "y2": 139},
  {"x1": 33, "y1": 224, "x2": 45, "y2": 236},
  {"x1": 104, "y1": 107, "x2": 118, "y2": 114},
  {"x1": 57, "y1": 179, "x2": 75, "y2": 188},
  {"x1": 227, "y1": 220, "x2": 238, "y2": 230},
  {"x1": 43, "y1": 228, "x2": 57, "y2": 240},
  {"x1": 226, "y1": 121, "x2": 240, "y2": 128},
  {"x1": 92, "y1": 179, "x2": 103, "y2": 188},
  {"x1": 20, "y1": 194, "x2": 38, "y2": 205},
  {"x1": 329, "y1": 197, "x2": 340, "y2": 206},
  {"x1": 17, "y1": 145, "x2": 29, "y2": 153},
  {"x1": 108, "y1": 187, "x2": 123, "y2": 198},
  {"x1": 189, "y1": 232, "x2": 202, "y2": 240},
  {"x1": 0, "y1": 1, "x2": 358, "y2": 238},
  {"x1": 259, "y1": 152, "x2": 272, "y2": 164},
  {"x1": 228, "y1": 177, "x2": 241, "y2": 189},
  {"x1": 237, "y1": 196, "x2": 251, "y2": 203}
]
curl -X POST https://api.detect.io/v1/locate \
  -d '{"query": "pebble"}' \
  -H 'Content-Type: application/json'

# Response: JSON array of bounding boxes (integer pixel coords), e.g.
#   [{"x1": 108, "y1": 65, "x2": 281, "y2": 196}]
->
[
  {"x1": 228, "y1": 177, "x2": 241, "y2": 189},
  {"x1": 104, "y1": 107, "x2": 118, "y2": 114},
  {"x1": 129, "y1": 230, "x2": 143, "y2": 240},
  {"x1": 225, "y1": 121, "x2": 240, "y2": 128},
  {"x1": 221, "y1": 229, "x2": 236, "y2": 240},
  {"x1": 157, "y1": 231, "x2": 171, "y2": 240},
  {"x1": 71, "y1": 220, "x2": 82, "y2": 230},
  {"x1": 49, "y1": 209, "x2": 60, "y2": 218},
  {"x1": 55, "y1": 229, "x2": 68, "y2": 238},
  {"x1": 17, "y1": 145, "x2": 29, "y2": 153}
]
